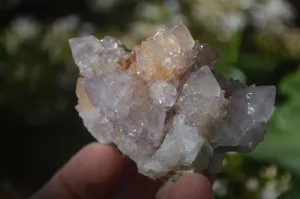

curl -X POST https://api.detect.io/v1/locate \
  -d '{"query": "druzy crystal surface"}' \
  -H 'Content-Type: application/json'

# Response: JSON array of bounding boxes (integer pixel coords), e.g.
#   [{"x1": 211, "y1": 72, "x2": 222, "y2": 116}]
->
[{"x1": 69, "y1": 24, "x2": 276, "y2": 180}]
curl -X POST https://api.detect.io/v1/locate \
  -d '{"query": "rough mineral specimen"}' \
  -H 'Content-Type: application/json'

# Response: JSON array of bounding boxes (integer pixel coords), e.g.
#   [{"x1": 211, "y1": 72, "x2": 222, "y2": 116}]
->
[{"x1": 69, "y1": 24, "x2": 276, "y2": 180}]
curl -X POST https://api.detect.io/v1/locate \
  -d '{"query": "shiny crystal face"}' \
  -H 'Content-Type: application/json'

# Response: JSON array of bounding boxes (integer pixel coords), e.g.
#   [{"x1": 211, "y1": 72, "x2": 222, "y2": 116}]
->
[{"x1": 69, "y1": 23, "x2": 276, "y2": 180}]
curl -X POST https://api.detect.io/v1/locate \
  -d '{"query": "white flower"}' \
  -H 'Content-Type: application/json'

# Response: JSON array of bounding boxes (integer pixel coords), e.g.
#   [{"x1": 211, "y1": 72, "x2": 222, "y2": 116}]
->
[
  {"x1": 239, "y1": 0, "x2": 255, "y2": 9},
  {"x1": 260, "y1": 183, "x2": 280, "y2": 199},
  {"x1": 246, "y1": 177, "x2": 259, "y2": 191},
  {"x1": 136, "y1": 3, "x2": 163, "y2": 21},
  {"x1": 251, "y1": 0, "x2": 295, "y2": 33},
  {"x1": 11, "y1": 17, "x2": 40, "y2": 40},
  {"x1": 4, "y1": 17, "x2": 40, "y2": 53},
  {"x1": 52, "y1": 15, "x2": 80, "y2": 35},
  {"x1": 220, "y1": 12, "x2": 246, "y2": 39}
]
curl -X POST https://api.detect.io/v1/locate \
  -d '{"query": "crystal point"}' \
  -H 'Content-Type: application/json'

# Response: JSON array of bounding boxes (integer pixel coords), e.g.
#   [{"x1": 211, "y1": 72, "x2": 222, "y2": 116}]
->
[
  {"x1": 211, "y1": 85, "x2": 276, "y2": 152},
  {"x1": 171, "y1": 23, "x2": 195, "y2": 51}
]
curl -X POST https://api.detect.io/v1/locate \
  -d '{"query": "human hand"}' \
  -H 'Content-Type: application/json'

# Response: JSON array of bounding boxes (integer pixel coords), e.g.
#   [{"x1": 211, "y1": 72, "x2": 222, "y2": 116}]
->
[{"x1": 30, "y1": 143, "x2": 214, "y2": 199}]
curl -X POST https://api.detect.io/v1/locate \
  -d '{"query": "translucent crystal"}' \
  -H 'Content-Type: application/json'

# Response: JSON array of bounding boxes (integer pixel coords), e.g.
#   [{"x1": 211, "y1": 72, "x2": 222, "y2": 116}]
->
[
  {"x1": 143, "y1": 105, "x2": 166, "y2": 146},
  {"x1": 150, "y1": 81, "x2": 177, "y2": 107},
  {"x1": 136, "y1": 25, "x2": 195, "y2": 82},
  {"x1": 171, "y1": 23, "x2": 195, "y2": 51},
  {"x1": 178, "y1": 66, "x2": 227, "y2": 139},
  {"x1": 162, "y1": 52, "x2": 180, "y2": 70},
  {"x1": 172, "y1": 115, "x2": 205, "y2": 165},
  {"x1": 69, "y1": 36, "x2": 103, "y2": 77},
  {"x1": 136, "y1": 30, "x2": 180, "y2": 81},
  {"x1": 138, "y1": 132, "x2": 182, "y2": 178},
  {"x1": 211, "y1": 85, "x2": 276, "y2": 152},
  {"x1": 69, "y1": 36, "x2": 127, "y2": 77},
  {"x1": 70, "y1": 24, "x2": 276, "y2": 180},
  {"x1": 83, "y1": 72, "x2": 134, "y2": 122},
  {"x1": 75, "y1": 78, "x2": 112, "y2": 144},
  {"x1": 182, "y1": 65, "x2": 221, "y2": 97}
]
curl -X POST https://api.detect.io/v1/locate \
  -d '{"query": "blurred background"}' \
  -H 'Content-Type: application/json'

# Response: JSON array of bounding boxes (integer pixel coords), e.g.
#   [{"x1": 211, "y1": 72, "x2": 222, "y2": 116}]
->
[{"x1": 1, "y1": 0, "x2": 300, "y2": 198}]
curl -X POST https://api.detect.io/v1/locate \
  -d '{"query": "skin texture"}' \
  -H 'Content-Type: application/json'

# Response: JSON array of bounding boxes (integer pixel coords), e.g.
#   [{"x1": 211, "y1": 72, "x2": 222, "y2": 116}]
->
[{"x1": 30, "y1": 142, "x2": 214, "y2": 199}]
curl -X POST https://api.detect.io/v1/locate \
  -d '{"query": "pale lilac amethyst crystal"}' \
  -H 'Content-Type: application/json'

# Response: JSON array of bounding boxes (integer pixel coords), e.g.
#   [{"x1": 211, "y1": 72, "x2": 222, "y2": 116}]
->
[{"x1": 69, "y1": 24, "x2": 276, "y2": 180}]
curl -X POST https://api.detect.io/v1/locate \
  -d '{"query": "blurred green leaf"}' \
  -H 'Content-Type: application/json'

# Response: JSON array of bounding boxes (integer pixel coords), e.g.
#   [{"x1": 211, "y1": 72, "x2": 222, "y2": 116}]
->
[
  {"x1": 251, "y1": 127, "x2": 300, "y2": 175},
  {"x1": 280, "y1": 71, "x2": 300, "y2": 98},
  {"x1": 215, "y1": 33, "x2": 242, "y2": 74},
  {"x1": 238, "y1": 53, "x2": 277, "y2": 72}
]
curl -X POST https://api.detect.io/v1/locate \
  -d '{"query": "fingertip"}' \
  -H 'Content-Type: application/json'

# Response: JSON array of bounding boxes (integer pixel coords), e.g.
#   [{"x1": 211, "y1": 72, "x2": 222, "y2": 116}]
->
[
  {"x1": 108, "y1": 156, "x2": 163, "y2": 199},
  {"x1": 161, "y1": 173, "x2": 214, "y2": 199},
  {"x1": 64, "y1": 142, "x2": 122, "y2": 176},
  {"x1": 59, "y1": 142, "x2": 123, "y2": 193},
  {"x1": 32, "y1": 142, "x2": 123, "y2": 199}
]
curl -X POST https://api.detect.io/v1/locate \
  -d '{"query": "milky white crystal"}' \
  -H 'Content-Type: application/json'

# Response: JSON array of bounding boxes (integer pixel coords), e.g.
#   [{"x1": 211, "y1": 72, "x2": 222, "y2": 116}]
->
[
  {"x1": 172, "y1": 115, "x2": 205, "y2": 165},
  {"x1": 211, "y1": 85, "x2": 276, "y2": 152},
  {"x1": 70, "y1": 23, "x2": 276, "y2": 180},
  {"x1": 150, "y1": 81, "x2": 177, "y2": 107},
  {"x1": 75, "y1": 78, "x2": 112, "y2": 144},
  {"x1": 69, "y1": 36, "x2": 127, "y2": 77}
]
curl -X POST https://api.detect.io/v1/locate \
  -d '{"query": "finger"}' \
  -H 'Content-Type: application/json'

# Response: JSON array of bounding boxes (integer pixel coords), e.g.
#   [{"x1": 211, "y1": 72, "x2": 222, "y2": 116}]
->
[
  {"x1": 160, "y1": 173, "x2": 214, "y2": 199},
  {"x1": 109, "y1": 156, "x2": 163, "y2": 199},
  {"x1": 30, "y1": 142, "x2": 123, "y2": 199}
]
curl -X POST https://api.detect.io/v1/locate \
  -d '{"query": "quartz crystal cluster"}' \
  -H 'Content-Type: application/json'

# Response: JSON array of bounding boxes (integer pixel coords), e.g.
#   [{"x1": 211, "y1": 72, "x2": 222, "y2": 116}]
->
[{"x1": 69, "y1": 24, "x2": 276, "y2": 180}]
